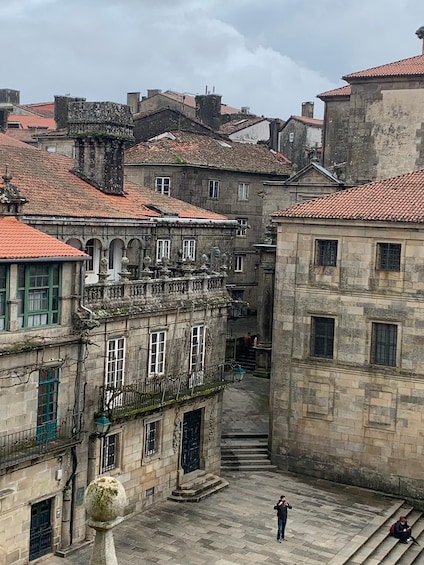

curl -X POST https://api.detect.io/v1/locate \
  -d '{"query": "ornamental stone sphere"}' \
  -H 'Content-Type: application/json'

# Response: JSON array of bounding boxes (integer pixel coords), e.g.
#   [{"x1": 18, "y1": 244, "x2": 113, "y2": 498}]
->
[{"x1": 84, "y1": 476, "x2": 126, "y2": 523}]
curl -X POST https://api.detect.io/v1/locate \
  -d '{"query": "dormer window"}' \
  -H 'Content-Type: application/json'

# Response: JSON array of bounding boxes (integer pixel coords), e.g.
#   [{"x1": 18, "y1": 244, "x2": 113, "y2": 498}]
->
[{"x1": 155, "y1": 177, "x2": 171, "y2": 196}]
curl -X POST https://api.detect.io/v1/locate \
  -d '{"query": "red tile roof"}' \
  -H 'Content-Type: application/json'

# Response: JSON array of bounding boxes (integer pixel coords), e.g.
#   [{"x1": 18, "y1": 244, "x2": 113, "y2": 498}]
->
[
  {"x1": 0, "y1": 216, "x2": 87, "y2": 260},
  {"x1": 125, "y1": 131, "x2": 291, "y2": 174},
  {"x1": 343, "y1": 54, "x2": 424, "y2": 81},
  {"x1": 0, "y1": 133, "x2": 226, "y2": 222},
  {"x1": 317, "y1": 85, "x2": 352, "y2": 99},
  {"x1": 7, "y1": 114, "x2": 55, "y2": 130},
  {"x1": 273, "y1": 169, "x2": 424, "y2": 223},
  {"x1": 19, "y1": 102, "x2": 55, "y2": 118}
]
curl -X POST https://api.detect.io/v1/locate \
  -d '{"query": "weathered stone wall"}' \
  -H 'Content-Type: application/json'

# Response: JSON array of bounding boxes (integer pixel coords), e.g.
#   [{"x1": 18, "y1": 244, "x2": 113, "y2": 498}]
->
[
  {"x1": 321, "y1": 97, "x2": 350, "y2": 175},
  {"x1": 279, "y1": 120, "x2": 309, "y2": 170},
  {"x1": 133, "y1": 109, "x2": 214, "y2": 142},
  {"x1": 271, "y1": 219, "x2": 424, "y2": 505}
]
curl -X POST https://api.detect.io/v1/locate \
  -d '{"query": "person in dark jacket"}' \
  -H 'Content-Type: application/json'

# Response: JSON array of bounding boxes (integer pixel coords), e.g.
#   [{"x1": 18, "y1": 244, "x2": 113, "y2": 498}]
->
[
  {"x1": 394, "y1": 516, "x2": 412, "y2": 543},
  {"x1": 274, "y1": 495, "x2": 292, "y2": 542}
]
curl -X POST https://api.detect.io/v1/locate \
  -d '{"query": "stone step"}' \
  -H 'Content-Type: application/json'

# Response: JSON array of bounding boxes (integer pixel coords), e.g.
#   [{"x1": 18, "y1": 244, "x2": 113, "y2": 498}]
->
[
  {"x1": 168, "y1": 473, "x2": 229, "y2": 503},
  {"x1": 222, "y1": 452, "x2": 269, "y2": 461},
  {"x1": 221, "y1": 463, "x2": 277, "y2": 472},
  {"x1": 222, "y1": 432, "x2": 268, "y2": 440}
]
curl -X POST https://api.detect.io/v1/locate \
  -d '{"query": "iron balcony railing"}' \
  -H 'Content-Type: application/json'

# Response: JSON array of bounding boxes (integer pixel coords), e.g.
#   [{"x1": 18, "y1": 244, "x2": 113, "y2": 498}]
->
[
  {"x1": 0, "y1": 412, "x2": 81, "y2": 468},
  {"x1": 100, "y1": 364, "x2": 227, "y2": 421}
]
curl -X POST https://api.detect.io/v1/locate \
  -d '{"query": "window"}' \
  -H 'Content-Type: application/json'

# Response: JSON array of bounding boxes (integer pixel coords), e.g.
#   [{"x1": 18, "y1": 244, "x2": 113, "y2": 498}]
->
[
  {"x1": 145, "y1": 420, "x2": 160, "y2": 456},
  {"x1": 182, "y1": 239, "x2": 196, "y2": 261},
  {"x1": 155, "y1": 177, "x2": 171, "y2": 196},
  {"x1": 190, "y1": 325, "x2": 205, "y2": 373},
  {"x1": 236, "y1": 218, "x2": 248, "y2": 237},
  {"x1": 149, "y1": 331, "x2": 166, "y2": 376},
  {"x1": 311, "y1": 317, "x2": 334, "y2": 359},
  {"x1": 156, "y1": 239, "x2": 170, "y2": 262},
  {"x1": 289, "y1": 132, "x2": 294, "y2": 143},
  {"x1": 37, "y1": 367, "x2": 59, "y2": 443},
  {"x1": 102, "y1": 433, "x2": 119, "y2": 473},
  {"x1": 316, "y1": 240, "x2": 338, "y2": 266},
  {"x1": 106, "y1": 337, "x2": 125, "y2": 406},
  {"x1": 208, "y1": 179, "x2": 220, "y2": 199},
  {"x1": 234, "y1": 255, "x2": 244, "y2": 272},
  {"x1": 0, "y1": 265, "x2": 8, "y2": 331},
  {"x1": 238, "y1": 182, "x2": 249, "y2": 201},
  {"x1": 46, "y1": 145, "x2": 57, "y2": 153},
  {"x1": 371, "y1": 323, "x2": 397, "y2": 366},
  {"x1": 17, "y1": 263, "x2": 60, "y2": 328},
  {"x1": 377, "y1": 243, "x2": 401, "y2": 271}
]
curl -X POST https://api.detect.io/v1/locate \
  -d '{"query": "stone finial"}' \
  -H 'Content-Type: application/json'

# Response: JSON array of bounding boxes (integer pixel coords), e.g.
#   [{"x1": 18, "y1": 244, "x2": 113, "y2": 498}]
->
[
  {"x1": 0, "y1": 165, "x2": 27, "y2": 216},
  {"x1": 84, "y1": 476, "x2": 127, "y2": 565},
  {"x1": 416, "y1": 26, "x2": 424, "y2": 53}
]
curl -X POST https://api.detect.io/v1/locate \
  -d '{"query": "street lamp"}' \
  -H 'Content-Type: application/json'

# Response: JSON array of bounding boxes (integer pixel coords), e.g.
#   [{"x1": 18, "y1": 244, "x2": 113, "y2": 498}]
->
[{"x1": 92, "y1": 413, "x2": 111, "y2": 438}]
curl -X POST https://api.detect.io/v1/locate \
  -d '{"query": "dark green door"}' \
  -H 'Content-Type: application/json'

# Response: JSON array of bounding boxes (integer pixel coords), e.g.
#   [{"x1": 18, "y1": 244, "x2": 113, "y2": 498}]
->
[
  {"x1": 37, "y1": 368, "x2": 59, "y2": 444},
  {"x1": 181, "y1": 409, "x2": 202, "y2": 474},
  {"x1": 29, "y1": 498, "x2": 52, "y2": 560}
]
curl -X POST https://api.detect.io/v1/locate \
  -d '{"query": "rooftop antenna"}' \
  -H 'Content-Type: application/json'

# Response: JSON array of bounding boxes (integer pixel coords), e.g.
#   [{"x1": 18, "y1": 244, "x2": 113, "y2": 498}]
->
[{"x1": 416, "y1": 26, "x2": 424, "y2": 54}]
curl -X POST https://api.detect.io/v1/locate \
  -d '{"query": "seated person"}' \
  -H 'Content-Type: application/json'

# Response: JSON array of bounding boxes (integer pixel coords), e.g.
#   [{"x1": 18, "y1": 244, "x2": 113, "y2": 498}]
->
[{"x1": 393, "y1": 516, "x2": 412, "y2": 544}]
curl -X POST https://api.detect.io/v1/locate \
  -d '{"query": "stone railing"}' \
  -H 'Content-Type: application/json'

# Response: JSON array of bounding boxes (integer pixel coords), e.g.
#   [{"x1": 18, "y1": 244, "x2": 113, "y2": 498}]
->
[
  {"x1": 0, "y1": 413, "x2": 81, "y2": 469},
  {"x1": 84, "y1": 274, "x2": 227, "y2": 308},
  {"x1": 99, "y1": 364, "x2": 226, "y2": 421}
]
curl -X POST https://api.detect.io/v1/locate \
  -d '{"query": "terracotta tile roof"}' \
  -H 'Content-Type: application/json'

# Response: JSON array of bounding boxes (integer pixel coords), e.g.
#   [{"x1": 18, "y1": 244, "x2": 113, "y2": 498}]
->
[
  {"x1": 19, "y1": 102, "x2": 55, "y2": 118},
  {"x1": 317, "y1": 85, "x2": 352, "y2": 99},
  {"x1": 162, "y1": 91, "x2": 241, "y2": 115},
  {"x1": 219, "y1": 117, "x2": 269, "y2": 135},
  {"x1": 288, "y1": 116, "x2": 323, "y2": 127},
  {"x1": 7, "y1": 114, "x2": 55, "y2": 130},
  {"x1": 273, "y1": 169, "x2": 424, "y2": 223},
  {"x1": 0, "y1": 133, "x2": 226, "y2": 221},
  {"x1": 5, "y1": 129, "x2": 38, "y2": 144},
  {"x1": 343, "y1": 54, "x2": 424, "y2": 80},
  {"x1": 0, "y1": 216, "x2": 87, "y2": 260},
  {"x1": 125, "y1": 131, "x2": 291, "y2": 174}
]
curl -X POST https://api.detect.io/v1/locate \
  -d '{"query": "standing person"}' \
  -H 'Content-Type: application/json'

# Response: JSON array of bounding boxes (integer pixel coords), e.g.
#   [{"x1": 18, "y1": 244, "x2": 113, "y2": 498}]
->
[
  {"x1": 274, "y1": 495, "x2": 292, "y2": 542},
  {"x1": 393, "y1": 516, "x2": 412, "y2": 544},
  {"x1": 243, "y1": 332, "x2": 252, "y2": 355}
]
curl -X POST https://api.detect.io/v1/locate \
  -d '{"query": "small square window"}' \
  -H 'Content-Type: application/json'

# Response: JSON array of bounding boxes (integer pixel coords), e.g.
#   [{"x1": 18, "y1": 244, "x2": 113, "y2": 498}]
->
[
  {"x1": 377, "y1": 243, "x2": 401, "y2": 271},
  {"x1": 102, "y1": 433, "x2": 120, "y2": 473},
  {"x1": 371, "y1": 323, "x2": 397, "y2": 366},
  {"x1": 316, "y1": 240, "x2": 338, "y2": 266},
  {"x1": 311, "y1": 316, "x2": 334, "y2": 359}
]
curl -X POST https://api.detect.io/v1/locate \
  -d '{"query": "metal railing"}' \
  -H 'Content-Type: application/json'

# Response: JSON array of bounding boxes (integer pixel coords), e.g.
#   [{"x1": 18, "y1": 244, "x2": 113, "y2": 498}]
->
[
  {"x1": 0, "y1": 413, "x2": 81, "y2": 468},
  {"x1": 100, "y1": 364, "x2": 227, "y2": 421}
]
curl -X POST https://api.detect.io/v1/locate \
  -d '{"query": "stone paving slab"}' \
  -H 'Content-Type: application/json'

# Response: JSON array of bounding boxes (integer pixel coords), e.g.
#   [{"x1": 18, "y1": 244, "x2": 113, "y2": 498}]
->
[{"x1": 45, "y1": 470, "x2": 399, "y2": 565}]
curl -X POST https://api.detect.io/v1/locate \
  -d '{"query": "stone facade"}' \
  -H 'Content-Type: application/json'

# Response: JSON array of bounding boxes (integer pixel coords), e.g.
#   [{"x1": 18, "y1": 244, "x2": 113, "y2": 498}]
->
[
  {"x1": 318, "y1": 89, "x2": 350, "y2": 175},
  {"x1": 270, "y1": 216, "x2": 424, "y2": 505}
]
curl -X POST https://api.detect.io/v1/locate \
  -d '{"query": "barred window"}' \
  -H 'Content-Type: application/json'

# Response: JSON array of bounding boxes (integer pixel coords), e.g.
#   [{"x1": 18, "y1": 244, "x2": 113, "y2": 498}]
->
[
  {"x1": 377, "y1": 243, "x2": 401, "y2": 271},
  {"x1": 316, "y1": 240, "x2": 338, "y2": 266},
  {"x1": 371, "y1": 323, "x2": 397, "y2": 366},
  {"x1": 311, "y1": 317, "x2": 334, "y2": 359}
]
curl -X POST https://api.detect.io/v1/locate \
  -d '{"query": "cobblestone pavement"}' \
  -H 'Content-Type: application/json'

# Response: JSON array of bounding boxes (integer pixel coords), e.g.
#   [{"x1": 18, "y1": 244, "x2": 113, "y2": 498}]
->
[{"x1": 44, "y1": 375, "x2": 400, "y2": 565}]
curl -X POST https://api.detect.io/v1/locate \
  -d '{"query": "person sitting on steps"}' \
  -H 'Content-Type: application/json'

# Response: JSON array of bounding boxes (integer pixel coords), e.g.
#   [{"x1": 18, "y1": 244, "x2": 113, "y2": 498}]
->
[{"x1": 393, "y1": 516, "x2": 412, "y2": 544}]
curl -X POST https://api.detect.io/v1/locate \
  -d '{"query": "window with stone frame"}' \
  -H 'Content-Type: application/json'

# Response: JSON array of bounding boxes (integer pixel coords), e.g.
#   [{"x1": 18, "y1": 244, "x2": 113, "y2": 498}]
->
[
  {"x1": 237, "y1": 182, "x2": 249, "y2": 201},
  {"x1": 234, "y1": 255, "x2": 244, "y2": 272},
  {"x1": 156, "y1": 239, "x2": 170, "y2": 263},
  {"x1": 102, "y1": 433, "x2": 120, "y2": 473},
  {"x1": 236, "y1": 218, "x2": 248, "y2": 237},
  {"x1": 316, "y1": 240, "x2": 338, "y2": 266},
  {"x1": 311, "y1": 316, "x2": 335, "y2": 359},
  {"x1": 208, "y1": 179, "x2": 220, "y2": 199},
  {"x1": 182, "y1": 239, "x2": 196, "y2": 261},
  {"x1": 148, "y1": 330, "x2": 166, "y2": 376},
  {"x1": 105, "y1": 337, "x2": 125, "y2": 407},
  {"x1": 371, "y1": 322, "x2": 397, "y2": 367},
  {"x1": 190, "y1": 325, "x2": 205, "y2": 373},
  {"x1": 155, "y1": 177, "x2": 171, "y2": 196},
  {"x1": 17, "y1": 263, "x2": 60, "y2": 328},
  {"x1": 144, "y1": 419, "x2": 161, "y2": 456},
  {"x1": 376, "y1": 243, "x2": 401, "y2": 271}
]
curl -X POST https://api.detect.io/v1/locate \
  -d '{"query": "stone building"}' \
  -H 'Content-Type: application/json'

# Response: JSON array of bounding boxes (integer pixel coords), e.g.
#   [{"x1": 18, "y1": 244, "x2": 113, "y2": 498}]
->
[
  {"x1": 124, "y1": 130, "x2": 292, "y2": 311},
  {"x1": 0, "y1": 102, "x2": 234, "y2": 563},
  {"x1": 270, "y1": 169, "x2": 424, "y2": 505},
  {"x1": 318, "y1": 48, "x2": 424, "y2": 184}
]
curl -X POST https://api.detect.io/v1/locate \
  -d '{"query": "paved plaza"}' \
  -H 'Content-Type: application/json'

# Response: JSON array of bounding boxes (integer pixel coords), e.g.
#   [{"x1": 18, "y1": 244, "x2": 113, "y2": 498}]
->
[{"x1": 44, "y1": 374, "x2": 402, "y2": 565}]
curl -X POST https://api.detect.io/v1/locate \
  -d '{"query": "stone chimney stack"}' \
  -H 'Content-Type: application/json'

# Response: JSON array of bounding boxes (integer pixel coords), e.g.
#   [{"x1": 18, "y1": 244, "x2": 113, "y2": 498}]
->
[
  {"x1": 127, "y1": 92, "x2": 140, "y2": 114},
  {"x1": 54, "y1": 95, "x2": 86, "y2": 130},
  {"x1": 68, "y1": 101, "x2": 134, "y2": 195},
  {"x1": 195, "y1": 94, "x2": 222, "y2": 130},
  {"x1": 301, "y1": 102, "x2": 314, "y2": 119},
  {"x1": 0, "y1": 89, "x2": 20, "y2": 105},
  {"x1": 416, "y1": 26, "x2": 424, "y2": 54}
]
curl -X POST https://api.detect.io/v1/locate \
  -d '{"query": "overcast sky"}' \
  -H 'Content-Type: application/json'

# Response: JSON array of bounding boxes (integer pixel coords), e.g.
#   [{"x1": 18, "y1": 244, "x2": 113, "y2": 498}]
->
[{"x1": 2, "y1": 0, "x2": 424, "y2": 119}]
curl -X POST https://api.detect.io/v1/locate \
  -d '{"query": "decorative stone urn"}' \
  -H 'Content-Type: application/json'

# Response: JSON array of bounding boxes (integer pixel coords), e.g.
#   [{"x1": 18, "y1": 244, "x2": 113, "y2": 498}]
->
[{"x1": 84, "y1": 476, "x2": 127, "y2": 565}]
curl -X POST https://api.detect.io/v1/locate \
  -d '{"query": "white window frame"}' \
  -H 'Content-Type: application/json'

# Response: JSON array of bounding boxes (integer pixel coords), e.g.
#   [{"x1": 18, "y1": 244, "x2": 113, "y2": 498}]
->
[
  {"x1": 156, "y1": 239, "x2": 170, "y2": 263},
  {"x1": 234, "y1": 255, "x2": 244, "y2": 272},
  {"x1": 182, "y1": 239, "x2": 196, "y2": 261},
  {"x1": 236, "y1": 218, "x2": 248, "y2": 237},
  {"x1": 144, "y1": 419, "x2": 161, "y2": 457},
  {"x1": 105, "y1": 337, "x2": 125, "y2": 407},
  {"x1": 238, "y1": 182, "x2": 249, "y2": 201},
  {"x1": 149, "y1": 330, "x2": 166, "y2": 376},
  {"x1": 155, "y1": 177, "x2": 171, "y2": 196},
  {"x1": 101, "y1": 432, "x2": 120, "y2": 473},
  {"x1": 190, "y1": 325, "x2": 205, "y2": 373},
  {"x1": 208, "y1": 179, "x2": 220, "y2": 199}
]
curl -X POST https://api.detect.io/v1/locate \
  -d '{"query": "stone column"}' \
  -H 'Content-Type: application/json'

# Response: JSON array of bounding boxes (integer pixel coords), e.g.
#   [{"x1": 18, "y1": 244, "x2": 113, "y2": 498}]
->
[{"x1": 84, "y1": 476, "x2": 127, "y2": 565}]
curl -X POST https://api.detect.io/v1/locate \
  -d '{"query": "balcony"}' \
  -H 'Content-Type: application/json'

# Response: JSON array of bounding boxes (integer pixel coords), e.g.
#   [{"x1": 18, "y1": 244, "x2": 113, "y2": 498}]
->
[
  {"x1": 0, "y1": 413, "x2": 80, "y2": 469},
  {"x1": 99, "y1": 364, "x2": 227, "y2": 421}
]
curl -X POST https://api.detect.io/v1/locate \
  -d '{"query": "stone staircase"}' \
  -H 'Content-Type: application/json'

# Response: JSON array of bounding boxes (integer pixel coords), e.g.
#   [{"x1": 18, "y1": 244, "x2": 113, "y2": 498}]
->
[
  {"x1": 221, "y1": 432, "x2": 277, "y2": 472},
  {"x1": 168, "y1": 470, "x2": 229, "y2": 503},
  {"x1": 236, "y1": 347, "x2": 256, "y2": 372},
  {"x1": 329, "y1": 501, "x2": 424, "y2": 564}
]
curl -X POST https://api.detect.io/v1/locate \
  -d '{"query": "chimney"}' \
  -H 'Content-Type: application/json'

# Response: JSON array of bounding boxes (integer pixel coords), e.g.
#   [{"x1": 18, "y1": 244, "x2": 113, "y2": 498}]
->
[
  {"x1": 0, "y1": 105, "x2": 12, "y2": 132},
  {"x1": 301, "y1": 102, "x2": 314, "y2": 119},
  {"x1": 127, "y1": 92, "x2": 140, "y2": 114},
  {"x1": 0, "y1": 89, "x2": 20, "y2": 105},
  {"x1": 68, "y1": 101, "x2": 134, "y2": 195},
  {"x1": 416, "y1": 26, "x2": 424, "y2": 54},
  {"x1": 54, "y1": 95, "x2": 86, "y2": 130},
  {"x1": 147, "y1": 89, "x2": 162, "y2": 98},
  {"x1": 195, "y1": 94, "x2": 222, "y2": 130},
  {"x1": 241, "y1": 107, "x2": 250, "y2": 114}
]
